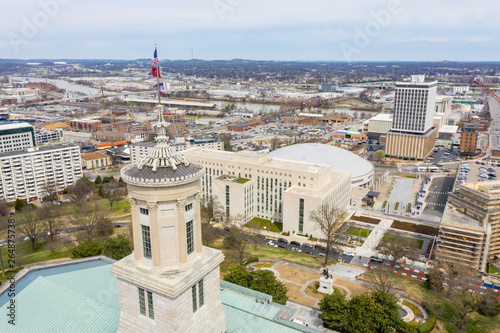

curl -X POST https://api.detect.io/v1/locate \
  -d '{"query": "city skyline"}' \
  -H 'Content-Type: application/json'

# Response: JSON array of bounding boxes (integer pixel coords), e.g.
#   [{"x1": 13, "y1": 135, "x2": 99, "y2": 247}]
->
[{"x1": 1, "y1": 0, "x2": 500, "y2": 61}]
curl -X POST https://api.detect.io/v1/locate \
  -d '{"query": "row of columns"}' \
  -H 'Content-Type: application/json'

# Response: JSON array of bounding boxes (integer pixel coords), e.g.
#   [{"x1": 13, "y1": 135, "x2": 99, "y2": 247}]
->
[{"x1": 129, "y1": 194, "x2": 203, "y2": 270}]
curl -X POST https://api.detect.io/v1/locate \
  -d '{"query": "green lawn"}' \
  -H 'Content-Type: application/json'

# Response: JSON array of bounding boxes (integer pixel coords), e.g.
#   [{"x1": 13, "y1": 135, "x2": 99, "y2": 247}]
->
[
  {"x1": 244, "y1": 217, "x2": 281, "y2": 233},
  {"x1": 0, "y1": 239, "x2": 72, "y2": 283},
  {"x1": 381, "y1": 234, "x2": 424, "y2": 250},
  {"x1": 346, "y1": 226, "x2": 372, "y2": 238},
  {"x1": 489, "y1": 266, "x2": 499, "y2": 274},
  {"x1": 235, "y1": 178, "x2": 251, "y2": 184}
]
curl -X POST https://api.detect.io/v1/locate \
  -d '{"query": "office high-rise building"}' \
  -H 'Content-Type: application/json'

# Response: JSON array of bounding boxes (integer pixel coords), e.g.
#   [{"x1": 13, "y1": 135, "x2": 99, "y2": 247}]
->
[
  {"x1": 0, "y1": 123, "x2": 36, "y2": 153},
  {"x1": 385, "y1": 75, "x2": 438, "y2": 160}
]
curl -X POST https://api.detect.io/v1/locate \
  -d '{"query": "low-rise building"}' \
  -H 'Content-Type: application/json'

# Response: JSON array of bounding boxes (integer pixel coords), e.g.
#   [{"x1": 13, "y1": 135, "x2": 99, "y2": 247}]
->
[
  {"x1": 35, "y1": 128, "x2": 62, "y2": 145},
  {"x1": 0, "y1": 143, "x2": 82, "y2": 202},
  {"x1": 81, "y1": 151, "x2": 112, "y2": 169},
  {"x1": 69, "y1": 118, "x2": 102, "y2": 131}
]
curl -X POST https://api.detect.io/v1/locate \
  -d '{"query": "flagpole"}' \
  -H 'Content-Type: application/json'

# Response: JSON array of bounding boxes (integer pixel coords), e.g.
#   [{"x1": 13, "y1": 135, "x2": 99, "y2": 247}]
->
[{"x1": 155, "y1": 44, "x2": 161, "y2": 113}]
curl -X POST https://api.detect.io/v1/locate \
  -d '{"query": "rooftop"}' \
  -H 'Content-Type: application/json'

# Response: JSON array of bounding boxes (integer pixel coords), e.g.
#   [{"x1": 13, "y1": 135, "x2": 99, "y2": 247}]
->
[
  {"x1": 0, "y1": 257, "x2": 310, "y2": 333},
  {"x1": 81, "y1": 151, "x2": 109, "y2": 161},
  {"x1": 0, "y1": 122, "x2": 33, "y2": 131},
  {"x1": 0, "y1": 142, "x2": 78, "y2": 159},
  {"x1": 269, "y1": 143, "x2": 374, "y2": 181}
]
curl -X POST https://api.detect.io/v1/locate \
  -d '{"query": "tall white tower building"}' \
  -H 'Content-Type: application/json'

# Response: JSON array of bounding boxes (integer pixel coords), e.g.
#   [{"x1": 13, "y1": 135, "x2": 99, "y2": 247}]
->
[
  {"x1": 111, "y1": 105, "x2": 226, "y2": 333},
  {"x1": 391, "y1": 75, "x2": 437, "y2": 134},
  {"x1": 385, "y1": 75, "x2": 438, "y2": 160}
]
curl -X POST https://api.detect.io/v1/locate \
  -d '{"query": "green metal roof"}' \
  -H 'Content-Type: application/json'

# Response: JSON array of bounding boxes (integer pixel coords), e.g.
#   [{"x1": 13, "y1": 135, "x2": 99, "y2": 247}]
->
[
  {"x1": 0, "y1": 258, "x2": 312, "y2": 333},
  {"x1": 0, "y1": 258, "x2": 120, "y2": 333},
  {"x1": 221, "y1": 281, "x2": 308, "y2": 333}
]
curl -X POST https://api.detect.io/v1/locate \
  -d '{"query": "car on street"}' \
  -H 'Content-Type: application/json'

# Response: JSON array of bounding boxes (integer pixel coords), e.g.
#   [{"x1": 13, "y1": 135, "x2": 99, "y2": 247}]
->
[
  {"x1": 291, "y1": 247, "x2": 302, "y2": 253},
  {"x1": 302, "y1": 243, "x2": 314, "y2": 249},
  {"x1": 343, "y1": 251, "x2": 355, "y2": 257},
  {"x1": 277, "y1": 238, "x2": 288, "y2": 244},
  {"x1": 370, "y1": 256, "x2": 384, "y2": 262},
  {"x1": 290, "y1": 240, "x2": 301, "y2": 247}
]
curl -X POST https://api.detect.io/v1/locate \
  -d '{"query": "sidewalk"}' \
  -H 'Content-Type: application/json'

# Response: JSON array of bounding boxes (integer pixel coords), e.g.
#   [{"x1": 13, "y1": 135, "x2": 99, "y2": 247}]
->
[{"x1": 355, "y1": 218, "x2": 392, "y2": 257}]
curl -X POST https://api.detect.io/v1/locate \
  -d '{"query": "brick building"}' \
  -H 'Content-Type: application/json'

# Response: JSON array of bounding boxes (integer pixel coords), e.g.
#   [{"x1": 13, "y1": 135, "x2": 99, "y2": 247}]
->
[
  {"x1": 69, "y1": 118, "x2": 102, "y2": 131},
  {"x1": 459, "y1": 124, "x2": 478, "y2": 155}
]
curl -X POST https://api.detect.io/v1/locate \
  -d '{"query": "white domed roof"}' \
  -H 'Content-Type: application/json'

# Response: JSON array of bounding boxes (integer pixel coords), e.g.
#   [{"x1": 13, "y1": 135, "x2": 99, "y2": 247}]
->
[{"x1": 270, "y1": 143, "x2": 374, "y2": 185}]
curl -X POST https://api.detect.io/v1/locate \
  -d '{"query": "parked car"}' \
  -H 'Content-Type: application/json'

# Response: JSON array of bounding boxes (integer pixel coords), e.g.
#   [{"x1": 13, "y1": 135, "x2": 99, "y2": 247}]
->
[
  {"x1": 277, "y1": 238, "x2": 288, "y2": 244},
  {"x1": 302, "y1": 243, "x2": 314, "y2": 249},
  {"x1": 343, "y1": 251, "x2": 355, "y2": 257},
  {"x1": 370, "y1": 256, "x2": 384, "y2": 262},
  {"x1": 291, "y1": 247, "x2": 302, "y2": 253},
  {"x1": 314, "y1": 244, "x2": 326, "y2": 251},
  {"x1": 290, "y1": 241, "x2": 301, "y2": 247}
]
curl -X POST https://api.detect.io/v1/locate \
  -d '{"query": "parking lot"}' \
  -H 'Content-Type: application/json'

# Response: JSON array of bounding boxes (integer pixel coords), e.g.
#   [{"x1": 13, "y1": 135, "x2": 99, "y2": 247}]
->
[{"x1": 457, "y1": 160, "x2": 498, "y2": 185}]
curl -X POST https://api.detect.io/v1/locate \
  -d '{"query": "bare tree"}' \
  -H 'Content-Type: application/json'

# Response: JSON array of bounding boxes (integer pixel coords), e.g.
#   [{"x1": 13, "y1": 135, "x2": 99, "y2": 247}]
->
[
  {"x1": 223, "y1": 226, "x2": 249, "y2": 264},
  {"x1": 270, "y1": 137, "x2": 280, "y2": 150},
  {"x1": 18, "y1": 206, "x2": 44, "y2": 252},
  {"x1": 426, "y1": 257, "x2": 485, "y2": 331},
  {"x1": 103, "y1": 184, "x2": 122, "y2": 210},
  {"x1": 201, "y1": 195, "x2": 224, "y2": 223},
  {"x1": 40, "y1": 180, "x2": 59, "y2": 203},
  {"x1": 67, "y1": 177, "x2": 94, "y2": 202},
  {"x1": 201, "y1": 222, "x2": 217, "y2": 247},
  {"x1": 38, "y1": 204, "x2": 61, "y2": 242},
  {"x1": 70, "y1": 200, "x2": 101, "y2": 243},
  {"x1": 364, "y1": 269, "x2": 400, "y2": 296},
  {"x1": 0, "y1": 199, "x2": 10, "y2": 216},
  {"x1": 310, "y1": 203, "x2": 344, "y2": 266}
]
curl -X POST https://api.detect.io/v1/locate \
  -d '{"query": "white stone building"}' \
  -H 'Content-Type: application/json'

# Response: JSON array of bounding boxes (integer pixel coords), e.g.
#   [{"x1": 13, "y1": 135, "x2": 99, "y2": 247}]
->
[{"x1": 183, "y1": 148, "x2": 351, "y2": 237}]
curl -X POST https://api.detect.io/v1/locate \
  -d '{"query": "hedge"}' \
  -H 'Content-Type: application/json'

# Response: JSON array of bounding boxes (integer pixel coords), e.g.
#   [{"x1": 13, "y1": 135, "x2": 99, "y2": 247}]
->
[
  {"x1": 417, "y1": 302, "x2": 436, "y2": 333},
  {"x1": 242, "y1": 257, "x2": 259, "y2": 266}
]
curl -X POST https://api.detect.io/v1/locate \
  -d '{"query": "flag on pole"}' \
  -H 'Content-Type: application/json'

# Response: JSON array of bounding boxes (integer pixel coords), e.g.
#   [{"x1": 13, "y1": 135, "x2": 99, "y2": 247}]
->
[
  {"x1": 152, "y1": 48, "x2": 161, "y2": 78},
  {"x1": 154, "y1": 83, "x2": 166, "y2": 94}
]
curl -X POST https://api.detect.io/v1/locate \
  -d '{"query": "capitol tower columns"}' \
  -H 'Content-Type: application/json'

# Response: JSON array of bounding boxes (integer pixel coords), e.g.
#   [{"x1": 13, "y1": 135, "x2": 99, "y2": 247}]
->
[{"x1": 111, "y1": 105, "x2": 226, "y2": 333}]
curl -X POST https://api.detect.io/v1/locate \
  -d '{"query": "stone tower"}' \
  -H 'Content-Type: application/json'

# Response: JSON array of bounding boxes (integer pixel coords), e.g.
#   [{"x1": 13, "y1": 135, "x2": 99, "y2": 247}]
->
[{"x1": 111, "y1": 105, "x2": 226, "y2": 333}]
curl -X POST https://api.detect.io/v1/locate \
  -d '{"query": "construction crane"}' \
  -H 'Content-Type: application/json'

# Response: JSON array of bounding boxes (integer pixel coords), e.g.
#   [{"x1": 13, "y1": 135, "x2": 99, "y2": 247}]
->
[{"x1": 473, "y1": 79, "x2": 500, "y2": 103}]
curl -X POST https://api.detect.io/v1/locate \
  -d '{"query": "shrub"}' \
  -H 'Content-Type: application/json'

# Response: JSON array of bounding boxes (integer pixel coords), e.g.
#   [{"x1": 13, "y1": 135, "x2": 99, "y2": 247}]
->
[
  {"x1": 417, "y1": 302, "x2": 435, "y2": 333},
  {"x1": 382, "y1": 201, "x2": 387, "y2": 209},
  {"x1": 71, "y1": 241, "x2": 103, "y2": 259},
  {"x1": 281, "y1": 231, "x2": 290, "y2": 236}
]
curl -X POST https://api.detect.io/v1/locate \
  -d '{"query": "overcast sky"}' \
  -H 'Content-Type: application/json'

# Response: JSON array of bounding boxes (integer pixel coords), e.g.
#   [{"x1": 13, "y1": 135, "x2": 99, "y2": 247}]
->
[{"x1": 1, "y1": 0, "x2": 499, "y2": 61}]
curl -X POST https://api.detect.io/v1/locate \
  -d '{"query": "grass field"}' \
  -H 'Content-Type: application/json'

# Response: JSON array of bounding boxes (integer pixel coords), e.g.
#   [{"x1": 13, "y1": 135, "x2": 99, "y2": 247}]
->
[
  {"x1": 346, "y1": 226, "x2": 372, "y2": 238},
  {"x1": 381, "y1": 233, "x2": 424, "y2": 249},
  {"x1": 244, "y1": 217, "x2": 282, "y2": 233},
  {"x1": 0, "y1": 239, "x2": 72, "y2": 283}
]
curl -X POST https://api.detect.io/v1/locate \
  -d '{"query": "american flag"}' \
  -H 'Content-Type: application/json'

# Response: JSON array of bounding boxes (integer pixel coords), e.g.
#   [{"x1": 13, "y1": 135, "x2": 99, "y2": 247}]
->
[{"x1": 152, "y1": 48, "x2": 161, "y2": 78}]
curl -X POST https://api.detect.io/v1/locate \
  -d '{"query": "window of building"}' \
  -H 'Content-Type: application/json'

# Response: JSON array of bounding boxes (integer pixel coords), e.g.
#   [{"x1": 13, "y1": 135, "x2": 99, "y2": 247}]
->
[
  {"x1": 147, "y1": 291, "x2": 154, "y2": 319},
  {"x1": 138, "y1": 288, "x2": 146, "y2": 315},
  {"x1": 140, "y1": 208, "x2": 149, "y2": 215},
  {"x1": 141, "y1": 225, "x2": 152, "y2": 259},
  {"x1": 299, "y1": 199, "x2": 304, "y2": 234},
  {"x1": 138, "y1": 288, "x2": 154, "y2": 319},
  {"x1": 198, "y1": 279, "x2": 204, "y2": 307},
  {"x1": 192, "y1": 284, "x2": 198, "y2": 312},
  {"x1": 186, "y1": 220, "x2": 194, "y2": 255},
  {"x1": 185, "y1": 203, "x2": 193, "y2": 212}
]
